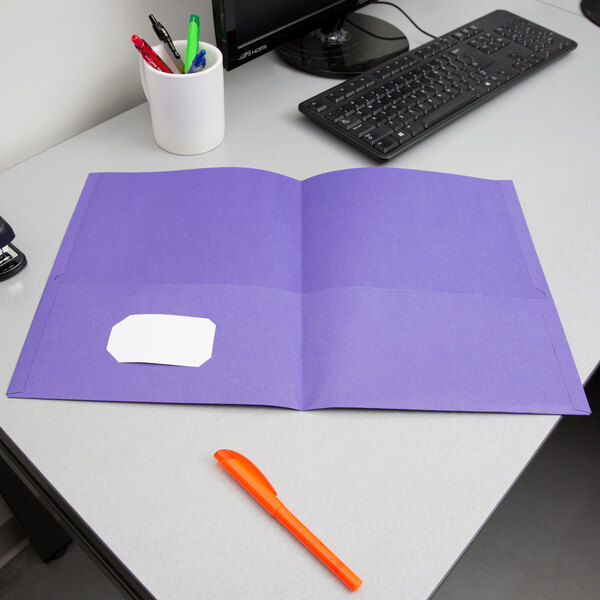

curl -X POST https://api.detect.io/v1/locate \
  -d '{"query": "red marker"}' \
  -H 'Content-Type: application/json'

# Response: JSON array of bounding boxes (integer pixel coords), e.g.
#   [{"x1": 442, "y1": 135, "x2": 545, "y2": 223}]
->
[{"x1": 131, "y1": 35, "x2": 173, "y2": 73}]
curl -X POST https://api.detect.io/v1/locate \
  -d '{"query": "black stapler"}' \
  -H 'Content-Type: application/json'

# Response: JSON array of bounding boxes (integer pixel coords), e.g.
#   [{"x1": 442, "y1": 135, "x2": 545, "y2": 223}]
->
[{"x1": 0, "y1": 216, "x2": 27, "y2": 281}]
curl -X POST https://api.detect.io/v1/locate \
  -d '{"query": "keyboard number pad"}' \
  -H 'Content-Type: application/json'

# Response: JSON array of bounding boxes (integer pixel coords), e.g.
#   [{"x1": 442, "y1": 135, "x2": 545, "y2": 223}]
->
[{"x1": 493, "y1": 17, "x2": 572, "y2": 57}]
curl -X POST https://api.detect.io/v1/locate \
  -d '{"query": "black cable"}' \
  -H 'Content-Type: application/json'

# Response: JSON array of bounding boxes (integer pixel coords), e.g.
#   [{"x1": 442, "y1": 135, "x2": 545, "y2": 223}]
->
[
  {"x1": 344, "y1": 15, "x2": 408, "y2": 40},
  {"x1": 371, "y1": 1, "x2": 438, "y2": 39}
]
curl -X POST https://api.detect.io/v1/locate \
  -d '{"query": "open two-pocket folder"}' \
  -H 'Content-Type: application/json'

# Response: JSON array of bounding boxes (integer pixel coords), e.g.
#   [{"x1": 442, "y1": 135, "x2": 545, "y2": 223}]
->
[{"x1": 8, "y1": 167, "x2": 590, "y2": 414}]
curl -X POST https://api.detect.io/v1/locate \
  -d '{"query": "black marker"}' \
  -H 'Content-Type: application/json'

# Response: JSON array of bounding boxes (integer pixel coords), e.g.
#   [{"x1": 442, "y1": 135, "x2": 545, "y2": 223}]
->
[{"x1": 149, "y1": 14, "x2": 185, "y2": 73}]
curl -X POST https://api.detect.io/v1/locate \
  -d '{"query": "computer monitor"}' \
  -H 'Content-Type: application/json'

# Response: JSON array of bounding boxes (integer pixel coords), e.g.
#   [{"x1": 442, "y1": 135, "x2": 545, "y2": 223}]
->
[{"x1": 212, "y1": 0, "x2": 409, "y2": 77}]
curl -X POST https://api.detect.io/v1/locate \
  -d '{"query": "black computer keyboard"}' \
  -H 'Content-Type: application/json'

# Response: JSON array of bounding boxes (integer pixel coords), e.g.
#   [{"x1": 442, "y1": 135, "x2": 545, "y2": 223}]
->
[{"x1": 298, "y1": 10, "x2": 576, "y2": 161}]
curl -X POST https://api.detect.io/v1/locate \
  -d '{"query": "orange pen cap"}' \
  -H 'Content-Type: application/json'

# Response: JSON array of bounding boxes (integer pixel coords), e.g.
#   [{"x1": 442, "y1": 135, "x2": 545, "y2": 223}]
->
[
  {"x1": 214, "y1": 448, "x2": 283, "y2": 514},
  {"x1": 214, "y1": 449, "x2": 362, "y2": 591}
]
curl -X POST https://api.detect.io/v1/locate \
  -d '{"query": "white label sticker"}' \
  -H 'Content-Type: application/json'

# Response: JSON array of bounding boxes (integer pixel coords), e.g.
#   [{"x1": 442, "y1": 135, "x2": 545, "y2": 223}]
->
[{"x1": 107, "y1": 314, "x2": 216, "y2": 368}]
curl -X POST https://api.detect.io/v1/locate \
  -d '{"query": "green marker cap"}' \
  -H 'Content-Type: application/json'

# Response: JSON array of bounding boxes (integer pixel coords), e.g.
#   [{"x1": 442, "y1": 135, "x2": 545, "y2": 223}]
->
[{"x1": 185, "y1": 14, "x2": 201, "y2": 72}]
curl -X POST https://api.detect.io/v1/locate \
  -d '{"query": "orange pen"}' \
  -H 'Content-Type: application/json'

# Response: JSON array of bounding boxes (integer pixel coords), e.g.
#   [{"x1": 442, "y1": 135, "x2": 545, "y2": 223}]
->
[{"x1": 214, "y1": 449, "x2": 362, "y2": 591}]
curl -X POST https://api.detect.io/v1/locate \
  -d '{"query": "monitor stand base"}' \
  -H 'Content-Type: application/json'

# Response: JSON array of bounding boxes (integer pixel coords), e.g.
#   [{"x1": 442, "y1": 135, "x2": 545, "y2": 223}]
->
[
  {"x1": 277, "y1": 13, "x2": 409, "y2": 78},
  {"x1": 581, "y1": 0, "x2": 600, "y2": 25}
]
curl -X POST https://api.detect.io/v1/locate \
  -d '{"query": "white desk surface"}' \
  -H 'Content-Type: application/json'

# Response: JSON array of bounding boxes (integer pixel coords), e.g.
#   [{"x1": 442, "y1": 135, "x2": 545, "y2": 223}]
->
[{"x1": 1, "y1": 1, "x2": 598, "y2": 598}]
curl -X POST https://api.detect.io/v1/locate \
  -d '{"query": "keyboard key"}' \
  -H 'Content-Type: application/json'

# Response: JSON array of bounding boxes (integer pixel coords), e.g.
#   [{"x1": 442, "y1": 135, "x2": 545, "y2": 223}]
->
[
  {"x1": 362, "y1": 92, "x2": 377, "y2": 105},
  {"x1": 343, "y1": 103, "x2": 360, "y2": 116},
  {"x1": 307, "y1": 100, "x2": 328, "y2": 113},
  {"x1": 337, "y1": 116, "x2": 362, "y2": 130},
  {"x1": 349, "y1": 122, "x2": 376, "y2": 137},
  {"x1": 374, "y1": 137, "x2": 399, "y2": 153},
  {"x1": 374, "y1": 66, "x2": 393, "y2": 79},
  {"x1": 439, "y1": 36, "x2": 457, "y2": 48},
  {"x1": 344, "y1": 82, "x2": 360, "y2": 97},
  {"x1": 353, "y1": 109, "x2": 370, "y2": 121},
  {"x1": 391, "y1": 113, "x2": 411, "y2": 129},
  {"x1": 326, "y1": 90, "x2": 346, "y2": 103},
  {"x1": 404, "y1": 122, "x2": 425, "y2": 137},
  {"x1": 362, "y1": 125, "x2": 394, "y2": 145},
  {"x1": 325, "y1": 109, "x2": 345, "y2": 123},
  {"x1": 391, "y1": 130, "x2": 411, "y2": 143},
  {"x1": 354, "y1": 77, "x2": 369, "y2": 92},
  {"x1": 422, "y1": 92, "x2": 477, "y2": 128},
  {"x1": 347, "y1": 98, "x2": 366, "y2": 111}
]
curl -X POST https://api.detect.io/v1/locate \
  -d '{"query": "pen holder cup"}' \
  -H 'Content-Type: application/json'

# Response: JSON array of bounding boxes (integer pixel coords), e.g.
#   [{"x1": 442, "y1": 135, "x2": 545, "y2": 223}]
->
[{"x1": 140, "y1": 41, "x2": 224, "y2": 155}]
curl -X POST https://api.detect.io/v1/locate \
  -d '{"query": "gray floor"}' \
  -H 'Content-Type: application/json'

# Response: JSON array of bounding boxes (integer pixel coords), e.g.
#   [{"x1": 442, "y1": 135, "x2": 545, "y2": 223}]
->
[
  {"x1": 0, "y1": 541, "x2": 126, "y2": 600},
  {"x1": 432, "y1": 386, "x2": 600, "y2": 600},
  {"x1": 0, "y1": 376, "x2": 597, "y2": 600}
]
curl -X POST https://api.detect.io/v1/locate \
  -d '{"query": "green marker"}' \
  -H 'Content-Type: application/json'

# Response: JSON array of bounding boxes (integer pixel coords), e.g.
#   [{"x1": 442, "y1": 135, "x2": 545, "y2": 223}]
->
[{"x1": 185, "y1": 14, "x2": 200, "y2": 73}]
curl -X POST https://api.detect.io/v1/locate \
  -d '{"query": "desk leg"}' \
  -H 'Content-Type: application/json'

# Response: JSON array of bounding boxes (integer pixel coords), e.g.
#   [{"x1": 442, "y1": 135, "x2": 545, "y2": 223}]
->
[
  {"x1": 0, "y1": 451, "x2": 72, "y2": 562},
  {"x1": 0, "y1": 428, "x2": 154, "y2": 599}
]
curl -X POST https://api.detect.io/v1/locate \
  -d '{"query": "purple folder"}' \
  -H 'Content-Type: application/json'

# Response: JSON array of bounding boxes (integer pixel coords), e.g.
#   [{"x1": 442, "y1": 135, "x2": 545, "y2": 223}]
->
[{"x1": 8, "y1": 168, "x2": 590, "y2": 414}]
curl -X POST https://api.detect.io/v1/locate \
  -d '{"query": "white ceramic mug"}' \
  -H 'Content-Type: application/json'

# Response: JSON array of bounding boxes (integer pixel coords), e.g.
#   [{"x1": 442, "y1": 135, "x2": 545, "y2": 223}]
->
[{"x1": 140, "y1": 41, "x2": 224, "y2": 155}]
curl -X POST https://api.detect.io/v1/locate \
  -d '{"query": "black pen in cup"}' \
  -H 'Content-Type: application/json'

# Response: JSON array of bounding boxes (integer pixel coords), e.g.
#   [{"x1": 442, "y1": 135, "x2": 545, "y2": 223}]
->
[{"x1": 149, "y1": 14, "x2": 185, "y2": 73}]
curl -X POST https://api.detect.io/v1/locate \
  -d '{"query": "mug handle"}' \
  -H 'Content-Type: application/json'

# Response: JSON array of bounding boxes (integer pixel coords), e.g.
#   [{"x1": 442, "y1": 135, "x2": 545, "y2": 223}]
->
[{"x1": 139, "y1": 59, "x2": 149, "y2": 101}]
